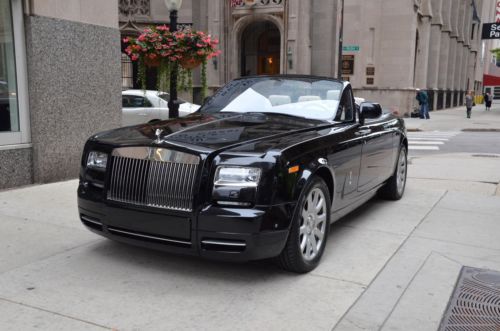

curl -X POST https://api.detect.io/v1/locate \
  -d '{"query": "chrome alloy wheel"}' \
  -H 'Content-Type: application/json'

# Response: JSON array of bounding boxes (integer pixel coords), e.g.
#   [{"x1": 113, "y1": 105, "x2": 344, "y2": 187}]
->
[
  {"x1": 396, "y1": 148, "x2": 407, "y2": 195},
  {"x1": 299, "y1": 188, "x2": 327, "y2": 261}
]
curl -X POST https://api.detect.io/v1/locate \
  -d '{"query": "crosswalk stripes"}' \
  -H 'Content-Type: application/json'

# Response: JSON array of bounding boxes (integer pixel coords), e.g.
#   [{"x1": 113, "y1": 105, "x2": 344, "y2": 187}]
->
[{"x1": 407, "y1": 131, "x2": 461, "y2": 151}]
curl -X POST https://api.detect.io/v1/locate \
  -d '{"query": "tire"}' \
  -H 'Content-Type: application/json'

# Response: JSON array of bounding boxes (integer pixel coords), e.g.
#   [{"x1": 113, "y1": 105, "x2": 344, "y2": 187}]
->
[
  {"x1": 379, "y1": 145, "x2": 407, "y2": 200},
  {"x1": 277, "y1": 176, "x2": 331, "y2": 273}
]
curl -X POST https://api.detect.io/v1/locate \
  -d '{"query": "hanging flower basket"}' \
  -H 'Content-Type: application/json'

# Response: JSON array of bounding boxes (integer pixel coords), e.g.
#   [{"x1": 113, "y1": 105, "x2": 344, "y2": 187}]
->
[
  {"x1": 179, "y1": 57, "x2": 202, "y2": 70},
  {"x1": 144, "y1": 57, "x2": 161, "y2": 68},
  {"x1": 123, "y1": 25, "x2": 221, "y2": 103}
]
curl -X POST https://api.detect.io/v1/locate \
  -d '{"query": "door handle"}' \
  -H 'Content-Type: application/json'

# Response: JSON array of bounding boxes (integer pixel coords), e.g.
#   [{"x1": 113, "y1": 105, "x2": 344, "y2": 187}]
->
[{"x1": 355, "y1": 129, "x2": 372, "y2": 136}]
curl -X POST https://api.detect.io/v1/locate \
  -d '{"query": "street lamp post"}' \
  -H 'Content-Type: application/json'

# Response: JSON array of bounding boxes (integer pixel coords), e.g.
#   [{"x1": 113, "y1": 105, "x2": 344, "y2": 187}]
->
[
  {"x1": 337, "y1": 0, "x2": 344, "y2": 80},
  {"x1": 165, "y1": 0, "x2": 183, "y2": 118}
]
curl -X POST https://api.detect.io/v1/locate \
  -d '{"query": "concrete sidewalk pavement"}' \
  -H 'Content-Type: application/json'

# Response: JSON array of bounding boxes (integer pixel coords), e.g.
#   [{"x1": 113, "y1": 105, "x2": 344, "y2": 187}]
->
[
  {"x1": 404, "y1": 101, "x2": 500, "y2": 132},
  {"x1": 1, "y1": 110, "x2": 500, "y2": 329}
]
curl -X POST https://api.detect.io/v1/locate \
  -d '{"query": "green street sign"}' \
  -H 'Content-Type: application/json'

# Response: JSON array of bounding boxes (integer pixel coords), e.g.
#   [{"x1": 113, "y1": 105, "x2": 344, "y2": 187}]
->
[{"x1": 343, "y1": 45, "x2": 360, "y2": 52}]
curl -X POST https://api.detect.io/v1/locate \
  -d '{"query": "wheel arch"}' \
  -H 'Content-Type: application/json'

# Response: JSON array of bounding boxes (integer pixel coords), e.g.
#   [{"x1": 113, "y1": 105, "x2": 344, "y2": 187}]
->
[{"x1": 292, "y1": 165, "x2": 336, "y2": 206}]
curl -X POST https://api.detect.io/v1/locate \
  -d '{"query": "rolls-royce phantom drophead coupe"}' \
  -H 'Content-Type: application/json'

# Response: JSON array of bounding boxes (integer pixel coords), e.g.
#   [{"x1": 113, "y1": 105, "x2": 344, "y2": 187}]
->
[{"x1": 78, "y1": 75, "x2": 407, "y2": 273}]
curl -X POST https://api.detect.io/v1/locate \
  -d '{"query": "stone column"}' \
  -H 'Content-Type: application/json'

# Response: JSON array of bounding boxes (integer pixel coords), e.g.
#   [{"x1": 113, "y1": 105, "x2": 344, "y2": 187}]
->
[
  {"x1": 286, "y1": 0, "x2": 299, "y2": 75},
  {"x1": 296, "y1": 0, "x2": 312, "y2": 74},
  {"x1": 206, "y1": 0, "x2": 224, "y2": 88},
  {"x1": 414, "y1": 16, "x2": 432, "y2": 88},
  {"x1": 447, "y1": 37, "x2": 458, "y2": 104},
  {"x1": 427, "y1": 0, "x2": 443, "y2": 90}
]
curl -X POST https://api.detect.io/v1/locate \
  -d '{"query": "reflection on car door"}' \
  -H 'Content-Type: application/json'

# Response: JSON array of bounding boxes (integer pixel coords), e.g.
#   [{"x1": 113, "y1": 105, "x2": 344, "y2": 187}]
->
[
  {"x1": 357, "y1": 119, "x2": 395, "y2": 192},
  {"x1": 328, "y1": 86, "x2": 364, "y2": 211}
]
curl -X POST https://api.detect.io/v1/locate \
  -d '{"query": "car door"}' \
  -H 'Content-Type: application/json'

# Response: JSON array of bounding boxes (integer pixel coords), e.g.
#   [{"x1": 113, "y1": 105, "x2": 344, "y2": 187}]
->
[
  {"x1": 357, "y1": 113, "x2": 396, "y2": 193},
  {"x1": 122, "y1": 94, "x2": 158, "y2": 126},
  {"x1": 327, "y1": 86, "x2": 364, "y2": 211}
]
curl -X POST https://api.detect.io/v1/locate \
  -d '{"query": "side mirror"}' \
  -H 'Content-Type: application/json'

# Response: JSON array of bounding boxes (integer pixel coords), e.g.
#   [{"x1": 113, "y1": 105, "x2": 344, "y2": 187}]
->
[{"x1": 359, "y1": 102, "x2": 382, "y2": 125}]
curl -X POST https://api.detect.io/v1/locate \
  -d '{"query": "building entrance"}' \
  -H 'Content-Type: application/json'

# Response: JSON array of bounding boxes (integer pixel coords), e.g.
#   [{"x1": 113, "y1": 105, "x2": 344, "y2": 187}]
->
[{"x1": 241, "y1": 21, "x2": 280, "y2": 76}]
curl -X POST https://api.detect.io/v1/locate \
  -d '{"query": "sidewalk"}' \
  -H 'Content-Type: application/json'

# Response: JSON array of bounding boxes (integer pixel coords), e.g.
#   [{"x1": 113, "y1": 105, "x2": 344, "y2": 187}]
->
[
  {"x1": 404, "y1": 102, "x2": 500, "y2": 132},
  {"x1": 1, "y1": 116, "x2": 500, "y2": 330}
]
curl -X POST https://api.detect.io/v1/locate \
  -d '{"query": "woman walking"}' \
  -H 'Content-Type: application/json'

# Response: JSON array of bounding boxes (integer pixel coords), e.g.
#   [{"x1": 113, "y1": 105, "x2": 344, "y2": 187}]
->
[
  {"x1": 485, "y1": 92, "x2": 492, "y2": 111},
  {"x1": 465, "y1": 91, "x2": 474, "y2": 118}
]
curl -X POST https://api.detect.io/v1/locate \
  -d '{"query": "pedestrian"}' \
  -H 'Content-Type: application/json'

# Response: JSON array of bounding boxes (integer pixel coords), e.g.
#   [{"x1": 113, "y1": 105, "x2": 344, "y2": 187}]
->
[
  {"x1": 465, "y1": 90, "x2": 474, "y2": 118},
  {"x1": 485, "y1": 92, "x2": 492, "y2": 111},
  {"x1": 416, "y1": 88, "x2": 430, "y2": 119}
]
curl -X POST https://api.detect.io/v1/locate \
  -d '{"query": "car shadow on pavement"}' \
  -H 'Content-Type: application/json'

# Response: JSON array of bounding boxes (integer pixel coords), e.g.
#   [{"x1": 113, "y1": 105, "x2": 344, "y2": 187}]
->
[{"x1": 86, "y1": 238, "x2": 295, "y2": 281}]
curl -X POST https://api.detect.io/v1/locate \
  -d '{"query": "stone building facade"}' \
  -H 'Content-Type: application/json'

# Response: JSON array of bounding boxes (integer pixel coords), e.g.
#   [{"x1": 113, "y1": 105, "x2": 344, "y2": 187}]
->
[
  {"x1": 120, "y1": 0, "x2": 342, "y2": 101},
  {"x1": 0, "y1": 0, "x2": 121, "y2": 189},
  {"x1": 343, "y1": 0, "x2": 490, "y2": 115},
  {"x1": 121, "y1": 0, "x2": 493, "y2": 115}
]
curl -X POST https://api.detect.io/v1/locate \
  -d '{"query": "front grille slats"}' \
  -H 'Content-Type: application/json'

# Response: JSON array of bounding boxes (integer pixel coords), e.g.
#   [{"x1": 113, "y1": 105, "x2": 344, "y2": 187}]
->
[{"x1": 107, "y1": 147, "x2": 199, "y2": 212}]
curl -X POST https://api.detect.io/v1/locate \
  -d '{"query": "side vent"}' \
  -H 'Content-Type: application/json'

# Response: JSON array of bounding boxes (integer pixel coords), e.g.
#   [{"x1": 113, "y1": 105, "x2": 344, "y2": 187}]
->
[{"x1": 80, "y1": 215, "x2": 103, "y2": 231}]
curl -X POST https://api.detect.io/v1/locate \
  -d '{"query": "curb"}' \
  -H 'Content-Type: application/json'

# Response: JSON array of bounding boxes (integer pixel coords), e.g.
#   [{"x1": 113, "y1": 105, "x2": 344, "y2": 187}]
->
[
  {"x1": 406, "y1": 128, "x2": 500, "y2": 132},
  {"x1": 462, "y1": 128, "x2": 500, "y2": 132}
]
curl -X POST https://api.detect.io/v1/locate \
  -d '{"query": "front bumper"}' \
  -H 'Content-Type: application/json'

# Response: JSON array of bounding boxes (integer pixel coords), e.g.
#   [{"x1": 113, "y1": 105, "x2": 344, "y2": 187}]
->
[{"x1": 78, "y1": 197, "x2": 294, "y2": 262}]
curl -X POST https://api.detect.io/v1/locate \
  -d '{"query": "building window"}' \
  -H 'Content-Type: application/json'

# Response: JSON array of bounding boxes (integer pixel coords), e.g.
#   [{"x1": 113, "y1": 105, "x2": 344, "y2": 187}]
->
[
  {"x1": 121, "y1": 53, "x2": 133, "y2": 90},
  {"x1": 0, "y1": 0, "x2": 30, "y2": 147},
  {"x1": 0, "y1": 0, "x2": 19, "y2": 133}
]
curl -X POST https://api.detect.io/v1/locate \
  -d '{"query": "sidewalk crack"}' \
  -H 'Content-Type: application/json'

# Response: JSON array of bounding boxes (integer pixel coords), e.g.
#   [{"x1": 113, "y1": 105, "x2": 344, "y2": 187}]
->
[
  {"x1": 331, "y1": 190, "x2": 448, "y2": 331},
  {"x1": 0, "y1": 297, "x2": 113, "y2": 330}
]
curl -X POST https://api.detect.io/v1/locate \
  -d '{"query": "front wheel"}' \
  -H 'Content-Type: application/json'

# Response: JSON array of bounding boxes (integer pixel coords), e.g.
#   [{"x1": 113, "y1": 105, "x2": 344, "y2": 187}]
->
[
  {"x1": 277, "y1": 176, "x2": 331, "y2": 273},
  {"x1": 380, "y1": 145, "x2": 407, "y2": 200}
]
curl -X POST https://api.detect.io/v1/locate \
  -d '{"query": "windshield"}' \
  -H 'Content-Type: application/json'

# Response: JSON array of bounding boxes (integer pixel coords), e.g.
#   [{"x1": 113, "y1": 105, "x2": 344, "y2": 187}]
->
[{"x1": 199, "y1": 77, "x2": 344, "y2": 120}]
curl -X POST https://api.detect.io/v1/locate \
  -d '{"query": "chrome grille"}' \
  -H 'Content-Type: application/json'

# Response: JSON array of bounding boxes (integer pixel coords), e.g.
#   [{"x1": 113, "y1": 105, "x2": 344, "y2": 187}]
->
[{"x1": 107, "y1": 147, "x2": 199, "y2": 211}]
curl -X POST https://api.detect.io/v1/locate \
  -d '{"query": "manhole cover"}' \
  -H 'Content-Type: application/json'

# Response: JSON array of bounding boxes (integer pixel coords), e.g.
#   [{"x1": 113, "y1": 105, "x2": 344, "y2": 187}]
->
[
  {"x1": 439, "y1": 266, "x2": 500, "y2": 330},
  {"x1": 472, "y1": 154, "x2": 500, "y2": 158}
]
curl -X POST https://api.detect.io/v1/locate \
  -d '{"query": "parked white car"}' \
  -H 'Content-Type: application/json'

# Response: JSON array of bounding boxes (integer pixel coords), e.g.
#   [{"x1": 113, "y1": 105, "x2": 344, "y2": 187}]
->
[{"x1": 121, "y1": 90, "x2": 200, "y2": 126}]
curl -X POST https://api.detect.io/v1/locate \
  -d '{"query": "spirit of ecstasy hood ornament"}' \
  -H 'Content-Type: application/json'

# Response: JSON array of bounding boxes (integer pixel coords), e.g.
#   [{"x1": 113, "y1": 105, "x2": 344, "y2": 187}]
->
[{"x1": 154, "y1": 128, "x2": 163, "y2": 143}]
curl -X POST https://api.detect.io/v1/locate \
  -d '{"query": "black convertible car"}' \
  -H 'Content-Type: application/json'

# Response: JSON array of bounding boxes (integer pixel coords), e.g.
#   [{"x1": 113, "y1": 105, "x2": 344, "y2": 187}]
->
[{"x1": 78, "y1": 75, "x2": 407, "y2": 273}]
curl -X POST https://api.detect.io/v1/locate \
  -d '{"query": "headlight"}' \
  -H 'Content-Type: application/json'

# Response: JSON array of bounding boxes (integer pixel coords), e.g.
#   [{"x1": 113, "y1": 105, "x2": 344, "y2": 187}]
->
[
  {"x1": 87, "y1": 151, "x2": 108, "y2": 171},
  {"x1": 214, "y1": 166, "x2": 261, "y2": 187}
]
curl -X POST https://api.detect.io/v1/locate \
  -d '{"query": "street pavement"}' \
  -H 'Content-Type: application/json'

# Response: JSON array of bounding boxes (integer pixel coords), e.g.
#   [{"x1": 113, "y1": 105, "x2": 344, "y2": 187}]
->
[{"x1": 1, "y1": 106, "x2": 500, "y2": 330}]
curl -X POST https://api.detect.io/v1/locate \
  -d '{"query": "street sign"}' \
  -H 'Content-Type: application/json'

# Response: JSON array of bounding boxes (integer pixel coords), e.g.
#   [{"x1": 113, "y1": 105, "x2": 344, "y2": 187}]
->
[
  {"x1": 482, "y1": 23, "x2": 500, "y2": 39},
  {"x1": 342, "y1": 55, "x2": 355, "y2": 75},
  {"x1": 343, "y1": 45, "x2": 360, "y2": 52}
]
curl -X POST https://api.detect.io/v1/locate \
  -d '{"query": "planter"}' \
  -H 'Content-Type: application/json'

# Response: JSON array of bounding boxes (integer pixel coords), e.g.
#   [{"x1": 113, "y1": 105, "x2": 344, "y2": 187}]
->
[
  {"x1": 144, "y1": 57, "x2": 161, "y2": 68},
  {"x1": 180, "y1": 57, "x2": 202, "y2": 70}
]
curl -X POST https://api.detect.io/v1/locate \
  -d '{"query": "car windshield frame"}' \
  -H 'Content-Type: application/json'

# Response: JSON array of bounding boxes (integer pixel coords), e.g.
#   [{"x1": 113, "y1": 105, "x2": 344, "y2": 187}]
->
[{"x1": 199, "y1": 76, "x2": 345, "y2": 121}]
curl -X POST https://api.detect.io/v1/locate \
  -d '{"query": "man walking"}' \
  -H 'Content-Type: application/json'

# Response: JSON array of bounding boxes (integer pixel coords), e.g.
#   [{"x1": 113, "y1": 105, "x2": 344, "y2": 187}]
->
[{"x1": 416, "y1": 88, "x2": 430, "y2": 119}]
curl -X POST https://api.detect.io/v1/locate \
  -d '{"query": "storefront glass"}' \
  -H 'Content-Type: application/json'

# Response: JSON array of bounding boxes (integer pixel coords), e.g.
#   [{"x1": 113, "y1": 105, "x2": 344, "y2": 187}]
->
[{"x1": 0, "y1": 0, "x2": 19, "y2": 132}]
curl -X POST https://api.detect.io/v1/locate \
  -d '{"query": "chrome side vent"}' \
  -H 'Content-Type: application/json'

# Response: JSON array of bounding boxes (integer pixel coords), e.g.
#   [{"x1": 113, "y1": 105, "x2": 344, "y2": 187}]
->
[
  {"x1": 107, "y1": 147, "x2": 199, "y2": 212},
  {"x1": 108, "y1": 226, "x2": 192, "y2": 248},
  {"x1": 80, "y1": 214, "x2": 103, "y2": 231},
  {"x1": 201, "y1": 239, "x2": 247, "y2": 253}
]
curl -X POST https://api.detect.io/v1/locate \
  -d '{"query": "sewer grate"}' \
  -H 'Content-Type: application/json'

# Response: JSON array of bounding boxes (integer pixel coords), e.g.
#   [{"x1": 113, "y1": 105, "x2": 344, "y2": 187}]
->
[{"x1": 439, "y1": 266, "x2": 500, "y2": 331}]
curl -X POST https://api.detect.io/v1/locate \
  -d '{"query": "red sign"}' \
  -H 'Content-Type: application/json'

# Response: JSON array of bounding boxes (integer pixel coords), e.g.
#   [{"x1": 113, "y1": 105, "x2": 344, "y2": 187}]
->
[
  {"x1": 496, "y1": 0, "x2": 500, "y2": 22},
  {"x1": 230, "y1": 0, "x2": 243, "y2": 7}
]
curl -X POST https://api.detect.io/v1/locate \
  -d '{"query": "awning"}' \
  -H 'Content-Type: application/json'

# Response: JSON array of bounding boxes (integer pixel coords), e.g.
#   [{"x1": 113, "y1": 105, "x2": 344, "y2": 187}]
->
[{"x1": 483, "y1": 74, "x2": 500, "y2": 86}]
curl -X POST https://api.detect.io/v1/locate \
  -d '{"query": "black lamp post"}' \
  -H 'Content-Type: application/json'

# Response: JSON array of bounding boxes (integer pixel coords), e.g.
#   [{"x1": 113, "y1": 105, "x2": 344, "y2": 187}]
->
[
  {"x1": 337, "y1": 0, "x2": 344, "y2": 79},
  {"x1": 165, "y1": 0, "x2": 183, "y2": 118}
]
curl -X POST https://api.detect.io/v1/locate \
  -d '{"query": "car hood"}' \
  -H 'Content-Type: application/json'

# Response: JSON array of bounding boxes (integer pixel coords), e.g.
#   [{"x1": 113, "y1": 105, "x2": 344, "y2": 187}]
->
[{"x1": 92, "y1": 112, "x2": 338, "y2": 152}]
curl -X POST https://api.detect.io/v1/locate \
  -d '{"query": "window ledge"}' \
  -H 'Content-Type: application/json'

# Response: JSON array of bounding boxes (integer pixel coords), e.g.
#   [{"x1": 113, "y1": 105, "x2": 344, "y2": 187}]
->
[{"x1": 0, "y1": 143, "x2": 32, "y2": 151}]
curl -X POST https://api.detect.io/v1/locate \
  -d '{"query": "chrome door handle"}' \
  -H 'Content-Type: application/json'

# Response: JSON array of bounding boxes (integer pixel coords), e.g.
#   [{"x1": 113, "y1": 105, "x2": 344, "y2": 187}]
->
[{"x1": 355, "y1": 129, "x2": 372, "y2": 136}]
